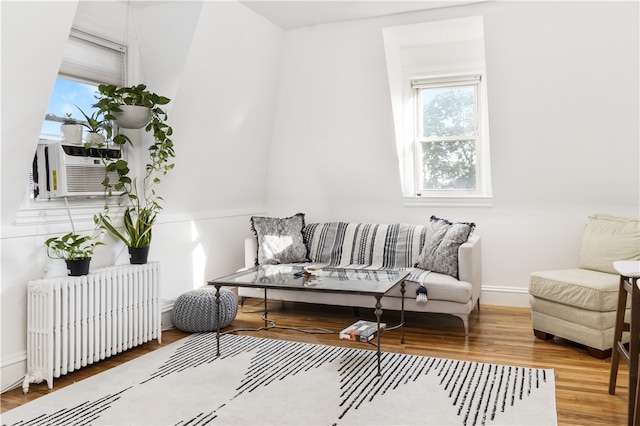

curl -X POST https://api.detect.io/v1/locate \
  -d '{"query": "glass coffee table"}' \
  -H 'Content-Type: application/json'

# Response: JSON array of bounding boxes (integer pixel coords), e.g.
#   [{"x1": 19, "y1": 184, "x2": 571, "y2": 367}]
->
[{"x1": 208, "y1": 265, "x2": 409, "y2": 376}]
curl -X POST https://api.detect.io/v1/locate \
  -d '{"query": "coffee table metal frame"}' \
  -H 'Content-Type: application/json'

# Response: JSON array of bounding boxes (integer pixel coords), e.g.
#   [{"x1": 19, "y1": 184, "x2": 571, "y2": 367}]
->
[{"x1": 208, "y1": 265, "x2": 408, "y2": 376}]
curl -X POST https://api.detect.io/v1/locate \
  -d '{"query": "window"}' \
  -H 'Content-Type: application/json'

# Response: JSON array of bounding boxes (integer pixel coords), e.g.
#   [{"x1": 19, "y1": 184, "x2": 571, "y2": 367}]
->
[
  {"x1": 412, "y1": 75, "x2": 481, "y2": 195},
  {"x1": 40, "y1": 78, "x2": 100, "y2": 141},
  {"x1": 40, "y1": 29, "x2": 125, "y2": 141},
  {"x1": 383, "y1": 16, "x2": 492, "y2": 206},
  {"x1": 30, "y1": 29, "x2": 126, "y2": 202}
]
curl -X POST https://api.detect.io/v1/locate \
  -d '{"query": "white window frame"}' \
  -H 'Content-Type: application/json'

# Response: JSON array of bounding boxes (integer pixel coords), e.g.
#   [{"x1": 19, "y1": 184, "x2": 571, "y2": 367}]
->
[
  {"x1": 404, "y1": 71, "x2": 492, "y2": 207},
  {"x1": 383, "y1": 16, "x2": 493, "y2": 208},
  {"x1": 16, "y1": 28, "x2": 128, "y2": 228},
  {"x1": 413, "y1": 75, "x2": 480, "y2": 196}
]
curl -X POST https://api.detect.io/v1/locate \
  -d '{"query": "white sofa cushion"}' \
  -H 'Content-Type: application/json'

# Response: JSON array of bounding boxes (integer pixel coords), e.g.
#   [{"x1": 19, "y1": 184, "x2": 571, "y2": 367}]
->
[{"x1": 386, "y1": 271, "x2": 472, "y2": 304}]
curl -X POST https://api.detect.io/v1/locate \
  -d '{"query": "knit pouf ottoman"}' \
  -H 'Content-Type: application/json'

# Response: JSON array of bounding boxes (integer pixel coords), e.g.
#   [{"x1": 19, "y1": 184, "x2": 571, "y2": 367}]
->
[{"x1": 172, "y1": 287, "x2": 238, "y2": 332}]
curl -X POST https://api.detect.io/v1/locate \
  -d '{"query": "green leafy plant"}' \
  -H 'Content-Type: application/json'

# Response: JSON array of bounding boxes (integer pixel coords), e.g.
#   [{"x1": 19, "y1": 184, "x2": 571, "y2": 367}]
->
[
  {"x1": 76, "y1": 105, "x2": 112, "y2": 139},
  {"x1": 98, "y1": 206, "x2": 156, "y2": 248},
  {"x1": 93, "y1": 83, "x2": 170, "y2": 109},
  {"x1": 92, "y1": 84, "x2": 175, "y2": 249},
  {"x1": 45, "y1": 232, "x2": 104, "y2": 260},
  {"x1": 62, "y1": 113, "x2": 77, "y2": 125}
]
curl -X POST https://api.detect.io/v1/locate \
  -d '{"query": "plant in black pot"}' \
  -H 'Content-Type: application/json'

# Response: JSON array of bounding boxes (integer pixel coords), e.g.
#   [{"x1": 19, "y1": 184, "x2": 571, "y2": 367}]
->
[
  {"x1": 92, "y1": 84, "x2": 175, "y2": 265},
  {"x1": 45, "y1": 232, "x2": 104, "y2": 276}
]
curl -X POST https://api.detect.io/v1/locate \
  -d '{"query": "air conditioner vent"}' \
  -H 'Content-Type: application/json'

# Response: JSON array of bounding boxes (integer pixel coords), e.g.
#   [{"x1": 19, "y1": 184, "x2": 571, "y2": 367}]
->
[
  {"x1": 36, "y1": 141, "x2": 123, "y2": 199},
  {"x1": 64, "y1": 166, "x2": 119, "y2": 193}
]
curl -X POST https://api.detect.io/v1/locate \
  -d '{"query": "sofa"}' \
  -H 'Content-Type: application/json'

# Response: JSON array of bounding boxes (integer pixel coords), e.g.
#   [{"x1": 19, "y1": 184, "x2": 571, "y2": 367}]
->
[
  {"x1": 529, "y1": 214, "x2": 640, "y2": 358},
  {"x1": 237, "y1": 214, "x2": 482, "y2": 335}
]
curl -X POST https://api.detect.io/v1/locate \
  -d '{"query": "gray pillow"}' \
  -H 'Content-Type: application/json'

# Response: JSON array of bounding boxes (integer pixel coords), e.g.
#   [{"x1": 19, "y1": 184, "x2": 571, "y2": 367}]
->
[
  {"x1": 415, "y1": 216, "x2": 475, "y2": 278},
  {"x1": 250, "y1": 213, "x2": 308, "y2": 265}
]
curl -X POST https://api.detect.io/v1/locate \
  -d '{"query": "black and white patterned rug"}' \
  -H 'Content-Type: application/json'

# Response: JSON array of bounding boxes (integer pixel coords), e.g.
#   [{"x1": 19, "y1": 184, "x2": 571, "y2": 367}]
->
[{"x1": 2, "y1": 334, "x2": 557, "y2": 425}]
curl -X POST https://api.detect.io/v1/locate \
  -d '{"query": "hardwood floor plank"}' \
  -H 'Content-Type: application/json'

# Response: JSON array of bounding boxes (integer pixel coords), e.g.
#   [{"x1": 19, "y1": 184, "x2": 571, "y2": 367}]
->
[{"x1": 0, "y1": 301, "x2": 628, "y2": 425}]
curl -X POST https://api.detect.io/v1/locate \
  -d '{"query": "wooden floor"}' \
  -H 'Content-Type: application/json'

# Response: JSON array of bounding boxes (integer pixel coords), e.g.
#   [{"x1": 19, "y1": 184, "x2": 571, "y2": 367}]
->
[{"x1": 1, "y1": 300, "x2": 629, "y2": 425}]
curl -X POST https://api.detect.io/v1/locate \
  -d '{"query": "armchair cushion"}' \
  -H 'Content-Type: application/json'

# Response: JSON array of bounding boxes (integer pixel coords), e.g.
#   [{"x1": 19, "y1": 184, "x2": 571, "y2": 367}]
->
[
  {"x1": 529, "y1": 268, "x2": 620, "y2": 312},
  {"x1": 579, "y1": 214, "x2": 640, "y2": 274}
]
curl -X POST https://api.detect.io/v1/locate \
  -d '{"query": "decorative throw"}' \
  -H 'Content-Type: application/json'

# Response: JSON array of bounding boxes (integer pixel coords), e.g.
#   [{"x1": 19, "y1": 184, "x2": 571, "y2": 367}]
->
[
  {"x1": 250, "y1": 213, "x2": 308, "y2": 265},
  {"x1": 303, "y1": 222, "x2": 429, "y2": 270},
  {"x1": 302, "y1": 222, "x2": 437, "y2": 285},
  {"x1": 415, "y1": 216, "x2": 475, "y2": 278}
]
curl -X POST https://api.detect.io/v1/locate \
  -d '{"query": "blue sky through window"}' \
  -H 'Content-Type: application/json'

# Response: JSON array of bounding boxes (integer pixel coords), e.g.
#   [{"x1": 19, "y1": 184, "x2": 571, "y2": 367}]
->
[{"x1": 41, "y1": 78, "x2": 99, "y2": 139}]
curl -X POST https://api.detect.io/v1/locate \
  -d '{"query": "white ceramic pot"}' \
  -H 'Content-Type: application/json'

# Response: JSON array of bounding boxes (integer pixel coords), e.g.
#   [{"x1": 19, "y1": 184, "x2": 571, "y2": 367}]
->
[
  {"x1": 113, "y1": 105, "x2": 151, "y2": 129},
  {"x1": 61, "y1": 124, "x2": 83, "y2": 144},
  {"x1": 85, "y1": 132, "x2": 105, "y2": 145}
]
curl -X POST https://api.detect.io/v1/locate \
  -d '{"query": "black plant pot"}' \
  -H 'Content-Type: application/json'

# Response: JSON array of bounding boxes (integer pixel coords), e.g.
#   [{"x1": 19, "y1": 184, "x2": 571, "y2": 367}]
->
[
  {"x1": 128, "y1": 246, "x2": 150, "y2": 264},
  {"x1": 65, "y1": 258, "x2": 91, "y2": 276}
]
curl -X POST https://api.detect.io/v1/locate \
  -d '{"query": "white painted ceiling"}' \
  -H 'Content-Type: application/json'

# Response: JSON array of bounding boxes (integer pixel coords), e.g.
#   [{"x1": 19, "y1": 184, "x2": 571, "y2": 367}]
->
[{"x1": 239, "y1": 1, "x2": 487, "y2": 30}]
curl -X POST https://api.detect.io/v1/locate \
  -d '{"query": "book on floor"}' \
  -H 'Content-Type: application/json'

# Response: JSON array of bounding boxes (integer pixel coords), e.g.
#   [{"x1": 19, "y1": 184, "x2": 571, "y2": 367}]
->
[{"x1": 339, "y1": 320, "x2": 386, "y2": 342}]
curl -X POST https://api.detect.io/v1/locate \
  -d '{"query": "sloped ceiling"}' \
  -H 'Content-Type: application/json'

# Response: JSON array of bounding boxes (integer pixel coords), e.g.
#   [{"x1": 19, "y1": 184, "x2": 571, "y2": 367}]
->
[{"x1": 240, "y1": 1, "x2": 488, "y2": 30}]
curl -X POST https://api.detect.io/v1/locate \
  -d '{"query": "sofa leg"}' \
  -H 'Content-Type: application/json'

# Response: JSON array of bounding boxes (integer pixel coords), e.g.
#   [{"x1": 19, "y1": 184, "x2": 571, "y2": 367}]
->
[
  {"x1": 451, "y1": 314, "x2": 470, "y2": 336},
  {"x1": 353, "y1": 307, "x2": 360, "y2": 318},
  {"x1": 533, "y1": 329, "x2": 554, "y2": 340},
  {"x1": 586, "y1": 346, "x2": 612, "y2": 359}
]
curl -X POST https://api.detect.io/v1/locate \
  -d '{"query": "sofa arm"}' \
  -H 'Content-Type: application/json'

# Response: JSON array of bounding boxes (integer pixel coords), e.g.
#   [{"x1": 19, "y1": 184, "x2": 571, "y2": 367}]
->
[
  {"x1": 245, "y1": 237, "x2": 258, "y2": 268},
  {"x1": 458, "y1": 235, "x2": 482, "y2": 303}
]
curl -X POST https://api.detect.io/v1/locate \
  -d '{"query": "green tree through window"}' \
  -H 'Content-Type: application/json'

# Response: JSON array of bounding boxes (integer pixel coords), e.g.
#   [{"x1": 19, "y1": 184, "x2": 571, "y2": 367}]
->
[{"x1": 415, "y1": 81, "x2": 478, "y2": 192}]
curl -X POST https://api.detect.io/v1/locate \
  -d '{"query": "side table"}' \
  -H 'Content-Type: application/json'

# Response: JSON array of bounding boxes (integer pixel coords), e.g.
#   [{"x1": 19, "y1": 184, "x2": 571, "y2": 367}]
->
[{"x1": 609, "y1": 260, "x2": 640, "y2": 426}]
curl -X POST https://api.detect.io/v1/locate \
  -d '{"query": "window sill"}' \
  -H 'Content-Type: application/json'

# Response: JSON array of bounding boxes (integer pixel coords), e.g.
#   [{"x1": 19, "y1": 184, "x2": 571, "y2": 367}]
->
[
  {"x1": 403, "y1": 195, "x2": 493, "y2": 208},
  {"x1": 8, "y1": 199, "x2": 126, "y2": 238}
]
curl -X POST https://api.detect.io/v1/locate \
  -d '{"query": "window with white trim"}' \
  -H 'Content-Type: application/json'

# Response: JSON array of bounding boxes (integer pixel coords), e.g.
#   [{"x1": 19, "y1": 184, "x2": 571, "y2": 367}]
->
[
  {"x1": 412, "y1": 75, "x2": 482, "y2": 195},
  {"x1": 383, "y1": 16, "x2": 492, "y2": 206},
  {"x1": 41, "y1": 29, "x2": 125, "y2": 141},
  {"x1": 30, "y1": 29, "x2": 126, "y2": 202}
]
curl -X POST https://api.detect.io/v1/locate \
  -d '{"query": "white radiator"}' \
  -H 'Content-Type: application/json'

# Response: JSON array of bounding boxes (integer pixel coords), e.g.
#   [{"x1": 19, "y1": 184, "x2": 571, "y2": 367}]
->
[{"x1": 23, "y1": 262, "x2": 162, "y2": 393}]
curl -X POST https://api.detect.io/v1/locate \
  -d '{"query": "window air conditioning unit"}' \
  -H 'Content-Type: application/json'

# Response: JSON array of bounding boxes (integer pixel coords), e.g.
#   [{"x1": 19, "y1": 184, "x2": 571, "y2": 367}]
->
[{"x1": 35, "y1": 141, "x2": 123, "y2": 200}]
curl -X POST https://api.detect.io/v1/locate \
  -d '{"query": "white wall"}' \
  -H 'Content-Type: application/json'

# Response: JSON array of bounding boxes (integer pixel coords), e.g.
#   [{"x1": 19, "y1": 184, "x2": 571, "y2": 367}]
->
[
  {"x1": 1, "y1": 0, "x2": 638, "y2": 392},
  {"x1": 0, "y1": 0, "x2": 282, "y2": 391},
  {"x1": 267, "y1": 1, "x2": 640, "y2": 306}
]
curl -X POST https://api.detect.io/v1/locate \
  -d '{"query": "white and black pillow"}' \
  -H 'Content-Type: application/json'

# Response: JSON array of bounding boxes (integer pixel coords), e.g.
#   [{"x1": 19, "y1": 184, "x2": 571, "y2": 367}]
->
[
  {"x1": 250, "y1": 213, "x2": 309, "y2": 265},
  {"x1": 415, "y1": 216, "x2": 475, "y2": 278}
]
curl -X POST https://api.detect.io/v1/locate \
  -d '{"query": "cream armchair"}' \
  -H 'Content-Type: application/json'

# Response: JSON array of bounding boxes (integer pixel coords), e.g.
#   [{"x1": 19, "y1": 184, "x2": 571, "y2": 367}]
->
[{"x1": 529, "y1": 214, "x2": 640, "y2": 358}]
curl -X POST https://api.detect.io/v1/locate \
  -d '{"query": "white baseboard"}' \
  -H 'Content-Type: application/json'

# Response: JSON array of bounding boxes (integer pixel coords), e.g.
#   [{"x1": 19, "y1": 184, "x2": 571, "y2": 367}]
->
[
  {"x1": 161, "y1": 298, "x2": 176, "y2": 331},
  {"x1": 480, "y1": 285, "x2": 530, "y2": 308},
  {"x1": 1, "y1": 353, "x2": 27, "y2": 393}
]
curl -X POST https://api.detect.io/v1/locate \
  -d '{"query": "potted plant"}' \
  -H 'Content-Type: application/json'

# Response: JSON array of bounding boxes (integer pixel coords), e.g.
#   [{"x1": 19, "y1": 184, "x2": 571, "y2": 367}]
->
[
  {"x1": 92, "y1": 83, "x2": 170, "y2": 129},
  {"x1": 60, "y1": 113, "x2": 82, "y2": 144},
  {"x1": 45, "y1": 232, "x2": 104, "y2": 276},
  {"x1": 93, "y1": 84, "x2": 175, "y2": 264},
  {"x1": 76, "y1": 106, "x2": 112, "y2": 145}
]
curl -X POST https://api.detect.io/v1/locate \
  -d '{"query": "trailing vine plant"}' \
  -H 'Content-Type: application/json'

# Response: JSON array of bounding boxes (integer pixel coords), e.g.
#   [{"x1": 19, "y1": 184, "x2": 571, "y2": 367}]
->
[{"x1": 91, "y1": 84, "x2": 175, "y2": 249}]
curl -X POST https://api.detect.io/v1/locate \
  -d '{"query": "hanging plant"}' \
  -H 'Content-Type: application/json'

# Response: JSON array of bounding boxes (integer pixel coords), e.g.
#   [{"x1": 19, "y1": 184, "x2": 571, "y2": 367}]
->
[
  {"x1": 92, "y1": 84, "x2": 175, "y2": 260},
  {"x1": 92, "y1": 84, "x2": 170, "y2": 129}
]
